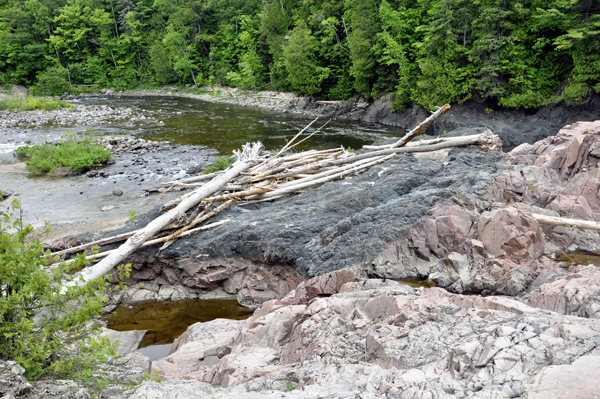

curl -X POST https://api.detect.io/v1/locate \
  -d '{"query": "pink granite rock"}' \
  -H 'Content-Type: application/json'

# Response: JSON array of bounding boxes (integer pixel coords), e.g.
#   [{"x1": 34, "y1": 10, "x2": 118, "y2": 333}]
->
[{"x1": 304, "y1": 266, "x2": 366, "y2": 299}]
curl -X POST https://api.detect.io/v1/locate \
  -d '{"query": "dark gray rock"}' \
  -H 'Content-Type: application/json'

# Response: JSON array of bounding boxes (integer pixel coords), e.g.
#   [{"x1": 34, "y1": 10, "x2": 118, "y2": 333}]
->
[
  {"x1": 345, "y1": 97, "x2": 600, "y2": 150},
  {"x1": 361, "y1": 95, "x2": 429, "y2": 128},
  {"x1": 427, "y1": 99, "x2": 600, "y2": 150},
  {"x1": 0, "y1": 188, "x2": 13, "y2": 199},
  {"x1": 150, "y1": 146, "x2": 503, "y2": 278}
]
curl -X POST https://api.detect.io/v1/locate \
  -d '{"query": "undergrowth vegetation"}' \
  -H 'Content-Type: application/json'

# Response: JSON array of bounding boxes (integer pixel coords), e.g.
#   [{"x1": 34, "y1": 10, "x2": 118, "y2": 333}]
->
[
  {"x1": 0, "y1": 96, "x2": 74, "y2": 111},
  {"x1": 15, "y1": 134, "x2": 112, "y2": 175},
  {"x1": 203, "y1": 156, "x2": 235, "y2": 174},
  {"x1": 0, "y1": 199, "x2": 131, "y2": 380}
]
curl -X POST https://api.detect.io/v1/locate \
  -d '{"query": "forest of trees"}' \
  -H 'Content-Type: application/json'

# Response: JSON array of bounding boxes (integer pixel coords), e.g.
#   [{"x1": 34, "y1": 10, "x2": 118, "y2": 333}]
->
[{"x1": 0, "y1": 0, "x2": 599, "y2": 110}]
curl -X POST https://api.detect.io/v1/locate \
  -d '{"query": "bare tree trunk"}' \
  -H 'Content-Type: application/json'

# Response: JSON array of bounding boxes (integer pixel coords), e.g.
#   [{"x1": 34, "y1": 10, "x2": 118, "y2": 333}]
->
[
  {"x1": 70, "y1": 160, "x2": 253, "y2": 284},
  {"x1": 389, "y1": 104, "x2": 451, "y2": 148},
  {"x1": 533, "y1": 214, "x2": 600, "y2": 231}
]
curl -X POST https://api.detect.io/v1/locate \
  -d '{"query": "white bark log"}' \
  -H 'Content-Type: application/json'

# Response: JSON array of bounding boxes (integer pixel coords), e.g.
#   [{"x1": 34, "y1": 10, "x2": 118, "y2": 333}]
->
[
  {"x1": 389, "y1": 104, "x2": 451, "y2": 148},
  {"x1": 63, "y1": 219, "x2": 230, "y2": 265},
  {"x1": 532, "y1": 214, "x2": 600, "y2": 231},
  {"x1": 252, "y1": 131, "x2": 495, "y2": 183},
  {"x1": 247, "y1": 154, "x2": 394, "y2": 200},
  {"x1": 142, "y1": 171, "x2": 223, "y2": 191},
  {"x1": 71, "y1": 160, "x2": 252, "y2": 284}
]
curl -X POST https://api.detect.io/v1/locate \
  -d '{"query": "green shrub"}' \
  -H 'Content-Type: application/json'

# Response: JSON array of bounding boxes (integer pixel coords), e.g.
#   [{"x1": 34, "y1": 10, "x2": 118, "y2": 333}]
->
[
  {"x1": 203, "y1": 156, "x2": 235, "y2": 174},
  {"x1": 16, "y1": 134, "x2": 112, "y2": 175},
  {"x1": 35, "y1": 67, "x2": 72, "y2": 96},
  {"x1": 0, "y1": 199, "x2": 130, "y2": 379},
  {"x1": 0, "y1": 96, "x2": 74, "y2": 111}
]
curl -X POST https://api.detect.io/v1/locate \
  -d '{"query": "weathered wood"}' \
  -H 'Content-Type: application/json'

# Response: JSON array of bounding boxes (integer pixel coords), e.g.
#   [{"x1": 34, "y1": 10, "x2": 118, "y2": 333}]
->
[
  {"x1": 147, "y1": 183, "x2": 244, "y2": 193},
  {"x1": 71, "y1": 156, "x2": 255, "y2": 284},
  {"x1": 363, "y1": 134, "x2": 480, "y2": 150},
  {"x1": 276, "y1": 155, "x2": 388, "y2": 190},
  {"x1": 159, "y1": 199, "x2": 237, "y2": 250},
  {"x1": 49, "y1": 230, "x2": 138, "y2": 259},
  {"x1": 532, "y1": 214, "x2": 600, "y2": 231},
  {"x1": 141, "y1": 171, "x2": 224, "y2": 192},
  {"x1": 247, "y1": 152, "x2": 347, "y2": 183},
  {"x1": 204, "y1": 186, "x2": 272, "y2": 203},
  {"x1": 248, "y1": 154, "x2": 395, "y2": 200},
  {"x1": 250, "y1": 131, "x2": 494, "y2": 183},
  {"x1": 389, "y1": 104, "x2": 451, "y2": 148},
  {"x1": 283, "y1": 119, "x2": 332, "y2": 153},
  {"x1": 316, "y1": 100, "x2": 342, "y2": 104},
  {"x1": 64, "y1": 219, "x2": 230, "y2": 265}
]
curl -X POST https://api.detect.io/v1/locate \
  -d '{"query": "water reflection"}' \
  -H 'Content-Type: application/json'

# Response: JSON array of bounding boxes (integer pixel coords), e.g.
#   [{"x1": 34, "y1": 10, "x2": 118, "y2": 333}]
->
[
  {"x1": 105, "y1": 299, "x2": 253, "y2": 349},
  {"x1": 81, "y1": 96, "x2": 406, "y2": 154}
]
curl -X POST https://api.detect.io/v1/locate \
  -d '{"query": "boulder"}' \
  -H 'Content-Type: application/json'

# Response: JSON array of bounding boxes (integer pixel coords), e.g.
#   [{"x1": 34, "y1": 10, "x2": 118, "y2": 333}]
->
[{"x1": 304, "y1": 266, "x2": 366, "y2": 299}]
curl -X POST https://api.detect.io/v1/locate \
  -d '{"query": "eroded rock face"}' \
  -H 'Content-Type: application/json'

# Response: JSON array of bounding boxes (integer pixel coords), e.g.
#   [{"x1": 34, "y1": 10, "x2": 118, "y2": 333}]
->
[
  {"x1": 113, "y1": 254, "x2": 302, "y2": 308},
  {"x1": 370, "y1": 120, "x2": 600, "y2": 307},
  {"x1": 135, "y1": 275, "x2": 600, "y2": 399}
]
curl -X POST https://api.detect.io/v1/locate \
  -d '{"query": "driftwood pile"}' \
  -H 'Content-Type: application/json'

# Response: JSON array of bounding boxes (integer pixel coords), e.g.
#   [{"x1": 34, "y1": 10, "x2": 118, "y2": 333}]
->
[{"x1": 56, "y1": 104, "x2": 502, "y2": 284}]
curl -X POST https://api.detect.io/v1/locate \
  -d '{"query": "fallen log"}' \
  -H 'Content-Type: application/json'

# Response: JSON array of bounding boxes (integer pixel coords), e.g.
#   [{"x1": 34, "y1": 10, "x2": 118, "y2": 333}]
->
[
  {"x1": 159, "y1": 199, "x2": 237, "y2": 250},
  {"x1": 70, "y1": 143, "x2": 265, "y2": 284},
  {"x1": 363, "y1": 134, "x2": 481, "y2": 150},
  {"x1": 64, "y1": 219, "x2": 230, "y2": 265},
  {"x1": 389, "y1": 104, "x2": 451, "y2": 148},
  {"x1": 204, "y1": 185, "x2": 273, "y2": 203},
  {"x1": 532, "y1": 214, "x2": 600, "y2": 231},
  {"x1": 49, "y1": 230, "x2": 138, "y2": 260},
  {"x1": 316, "y1": 100, "x2": 342, "y2": 104},
  {"x1": 146, "y1": 183, "x2": 244, "y2": 193},
  {"x1": 141, "y1": 171, "x2": 224, "y2": 192},
  {"x1": 249, "y1": 130, "x2": 495, "y2": 184},
  {"x1": 247, "y1": 154, "x2": 395, "y2": 200}
]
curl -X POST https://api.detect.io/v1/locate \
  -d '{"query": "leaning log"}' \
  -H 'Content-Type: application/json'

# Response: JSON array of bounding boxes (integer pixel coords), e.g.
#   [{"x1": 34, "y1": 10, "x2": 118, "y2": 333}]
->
[
  {"x1": 70, "y1": 143, "x2": 264, "y2": 284},
  {"x1": 389, "y1": 104, "x2": 451, "y2": 148}
]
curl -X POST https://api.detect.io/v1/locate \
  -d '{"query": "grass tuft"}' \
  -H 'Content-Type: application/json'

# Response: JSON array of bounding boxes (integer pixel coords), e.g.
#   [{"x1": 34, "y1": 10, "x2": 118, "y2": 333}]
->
[
  {"x1": 203, "y1": 156, "x2": 235, "y2": 174},
  {"x1": 15, "y1": 134, "x2": 112, "y2": 175},
  {"x1": 0, "y1": 96, "x2": 74, "y2": 111}
]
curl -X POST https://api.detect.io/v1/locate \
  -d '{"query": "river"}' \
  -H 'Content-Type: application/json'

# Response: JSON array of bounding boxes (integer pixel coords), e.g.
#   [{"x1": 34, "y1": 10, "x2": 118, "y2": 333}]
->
[{"x1": 0, "y1": 95, "x2": 405, "y2": 229}]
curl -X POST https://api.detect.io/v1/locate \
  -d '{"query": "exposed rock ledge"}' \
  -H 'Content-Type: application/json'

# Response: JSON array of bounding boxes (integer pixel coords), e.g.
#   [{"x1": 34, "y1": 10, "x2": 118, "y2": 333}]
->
[
  {"x1": 128, "y1": 267, "x2": 600, "y2": 399},
  {"x1": 94, "y1": 120, "x2": 600, "y2": 314}
]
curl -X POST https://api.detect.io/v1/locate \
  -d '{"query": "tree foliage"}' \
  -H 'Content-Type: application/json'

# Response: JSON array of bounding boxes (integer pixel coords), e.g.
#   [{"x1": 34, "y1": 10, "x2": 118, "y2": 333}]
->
[{"x1": 0, "y1": 0, "x2": 598, "y2": 109}]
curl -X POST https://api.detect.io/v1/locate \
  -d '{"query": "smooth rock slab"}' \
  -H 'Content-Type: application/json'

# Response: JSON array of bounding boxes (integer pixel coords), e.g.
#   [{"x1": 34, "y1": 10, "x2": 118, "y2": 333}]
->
[{"x1": 524, "y1": 356, "x2": 600, "y2": 399}]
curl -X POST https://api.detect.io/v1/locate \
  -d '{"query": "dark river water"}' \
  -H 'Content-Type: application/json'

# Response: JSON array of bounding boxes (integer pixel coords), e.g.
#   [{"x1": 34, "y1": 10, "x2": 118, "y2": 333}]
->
[{"x1": 75, "y1": 95, "x2": 406, "y2": 154}]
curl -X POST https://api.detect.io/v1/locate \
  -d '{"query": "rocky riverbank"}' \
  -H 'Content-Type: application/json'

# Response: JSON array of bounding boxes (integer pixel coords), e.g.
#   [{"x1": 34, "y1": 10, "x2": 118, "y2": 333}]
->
[
  {"x1": 39, "y1": 119, "x2": 598, "y2": 399},
  {"x1": 0, "y1": 132, "x2": 216, "y2": 230},
  {"x1": 4, "y1": 84, "x2": 600, "y2": 398}
]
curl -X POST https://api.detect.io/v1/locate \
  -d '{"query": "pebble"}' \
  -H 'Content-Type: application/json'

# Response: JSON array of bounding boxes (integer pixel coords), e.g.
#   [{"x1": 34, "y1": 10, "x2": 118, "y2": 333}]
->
[{"x1": 112, "y1": 189, "x2": 123, "y2": 196}]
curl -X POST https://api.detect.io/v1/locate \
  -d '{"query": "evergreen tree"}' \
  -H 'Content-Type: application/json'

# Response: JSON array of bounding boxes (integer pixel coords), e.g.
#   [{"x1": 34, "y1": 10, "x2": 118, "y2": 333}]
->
[
  {"x1": 348, "y1": 0, "x2": 375, "y2": 97},
  {"x1": 283, "y1": 20, "x2": 329, "y2": 96}
]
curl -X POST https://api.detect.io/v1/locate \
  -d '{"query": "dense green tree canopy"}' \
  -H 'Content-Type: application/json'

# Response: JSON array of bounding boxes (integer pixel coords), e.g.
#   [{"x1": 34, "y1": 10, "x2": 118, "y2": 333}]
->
[{"x1": 0, "y1": 0, "x2": 598, "y2": 109}]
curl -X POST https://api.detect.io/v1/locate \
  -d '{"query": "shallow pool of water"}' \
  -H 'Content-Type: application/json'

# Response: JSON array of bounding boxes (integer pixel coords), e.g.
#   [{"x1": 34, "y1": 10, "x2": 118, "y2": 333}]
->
[
  {"x1": 555, "y1": 252, "x2": 600, "y2": 267},
  {"x1": 105, "y1": 299, "x2": 253, "y2": 350}
]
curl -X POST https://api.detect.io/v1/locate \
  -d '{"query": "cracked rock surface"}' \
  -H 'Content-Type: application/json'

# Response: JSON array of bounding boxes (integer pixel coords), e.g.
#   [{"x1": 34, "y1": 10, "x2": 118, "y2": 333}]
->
[{"x1": 130, "y1": 272, "x2": 600, "y2": 399}]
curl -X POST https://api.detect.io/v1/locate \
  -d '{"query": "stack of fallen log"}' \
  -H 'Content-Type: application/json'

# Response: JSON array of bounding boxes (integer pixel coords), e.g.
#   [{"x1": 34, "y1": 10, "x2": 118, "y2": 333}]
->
[{"x1": 55, "y1": 104, "x2": 498, "y2": 284}]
